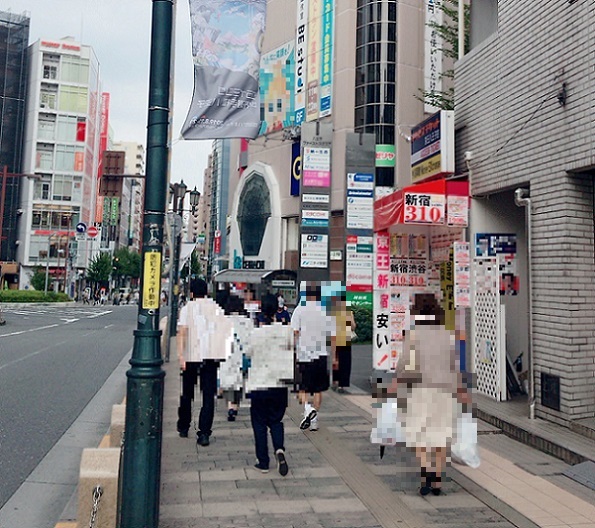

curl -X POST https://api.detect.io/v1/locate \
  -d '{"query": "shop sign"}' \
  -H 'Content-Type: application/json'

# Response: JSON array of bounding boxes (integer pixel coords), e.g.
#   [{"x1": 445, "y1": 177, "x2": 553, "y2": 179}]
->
[
  {"x1": 300, "y1": 233, "x2": 328, "y2": 268},
  {"x1": 329, "y1": 250, "x2": 342, "y2": 261},
  {"x1": 346, "y1": 291, "x2": 372, "y2": 308},
  {"x1": 373, "y1": 230, "x2": 394, "y2": 371},
  {"x1": 291, "y1": 141, "x2": 301, "y2": 196},
  {"x1": 347, "y1": 172, "x2": 374, "y2": 191},
  {"x1": 475, "y1": 233, "x2": 516, "y2": 257},
  {"x1": 301, "y1": 209, "x2": 329, "y2": 228},
  {"x1": 410, "y1": 110, "x2": 454, "y2": 183},
  {"x1": 403, "y1": 192, "x2": 445, "y2": 224},
  {"x1": 214, "y1": 230, "x2": 221, "y2": 254},
  {"x1": 272, "y1": 279, "x2": 295, "y2": 287},
  {"x1": 302, "y1": 146, "x2": 330, "y2": 187},
  {"x1": 302, "y1": 193, "x2": 329, "y2": 204},
  {"x1": 390, "y1": 258, "x2": 428, "y2": 287},
  {"x1": 375, "y1": 144, "x2": 396, "y2": 168},
  {"x1": 242, "y1": 259, "x2": 265, "y2": 270}
]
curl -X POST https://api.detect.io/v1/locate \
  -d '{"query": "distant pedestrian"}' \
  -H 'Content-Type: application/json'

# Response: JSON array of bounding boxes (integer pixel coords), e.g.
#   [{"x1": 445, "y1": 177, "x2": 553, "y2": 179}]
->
[
  {"x1": 331, "y1": 296, "x2": 356, "y2": 393},
  {"x1": 291, "y1": 282, "x2": 336, "y2": 432},
  {"x1": 274, "y1": 304, "x2": 291, "y2": 325},
  {"x1": 247, "y1": 294, "x2": 293, "y2": 475}
]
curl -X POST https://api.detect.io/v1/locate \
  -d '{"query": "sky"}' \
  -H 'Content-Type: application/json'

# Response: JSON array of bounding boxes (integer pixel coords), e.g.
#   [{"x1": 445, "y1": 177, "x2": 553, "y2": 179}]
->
[{"x1": 1, "y1": 0, "x2": 212, "y2": 193}]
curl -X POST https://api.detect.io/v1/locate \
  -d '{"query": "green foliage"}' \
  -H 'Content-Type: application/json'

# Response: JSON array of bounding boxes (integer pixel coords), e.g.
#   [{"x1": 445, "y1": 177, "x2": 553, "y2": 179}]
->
[
  {"x1": 352, "y1": 304, "x2": 373, "y2": 343},
  {"x1": 29, "y1": 267, "x2": 48, "y2": 291},
  {"x1": 86, "y1": 252, "x2": 113, "y2": 284},
  {"x1": 417, "y1": 0, "x2": 470, "y2": 111},
  {"x1": 112, "y1": 247, "x2": 141, "y2": 282},
  {"x1": 0, "y1": 290, "x2": 71, "y2": 303}
]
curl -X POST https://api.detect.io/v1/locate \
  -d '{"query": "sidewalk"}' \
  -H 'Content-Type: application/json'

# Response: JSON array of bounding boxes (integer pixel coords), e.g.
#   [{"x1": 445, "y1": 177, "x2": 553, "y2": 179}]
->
[{"x1": 159, "y1": 355, "x2": 595, "y2": 528}]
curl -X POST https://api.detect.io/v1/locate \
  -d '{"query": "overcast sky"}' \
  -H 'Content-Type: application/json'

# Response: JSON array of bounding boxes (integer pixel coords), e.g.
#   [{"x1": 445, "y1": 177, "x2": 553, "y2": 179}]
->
[{"x1": 1, "y1": 0, "x2": 212, "y2": 193}]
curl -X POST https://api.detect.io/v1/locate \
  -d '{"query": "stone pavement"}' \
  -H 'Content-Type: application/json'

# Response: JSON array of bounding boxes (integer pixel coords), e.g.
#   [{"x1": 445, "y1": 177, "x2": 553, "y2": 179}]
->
[{"x1": 159, "y1": 353, "x2": 594, "y2": 528}]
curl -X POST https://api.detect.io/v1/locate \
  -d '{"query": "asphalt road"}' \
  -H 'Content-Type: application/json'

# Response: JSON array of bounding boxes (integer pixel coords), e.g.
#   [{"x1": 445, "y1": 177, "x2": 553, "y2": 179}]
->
[{"x1": 0, "y1": 304, "x2": 137, "y2": 510}]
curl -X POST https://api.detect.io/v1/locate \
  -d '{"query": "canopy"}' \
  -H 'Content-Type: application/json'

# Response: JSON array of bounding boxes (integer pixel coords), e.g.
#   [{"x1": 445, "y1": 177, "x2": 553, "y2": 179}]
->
[
  {"x1": 374, "y1": 179, "x2": 469, "y2": 231},
  {"x1": 212, "y1": 269, "x2": 273, "y2": 284}
]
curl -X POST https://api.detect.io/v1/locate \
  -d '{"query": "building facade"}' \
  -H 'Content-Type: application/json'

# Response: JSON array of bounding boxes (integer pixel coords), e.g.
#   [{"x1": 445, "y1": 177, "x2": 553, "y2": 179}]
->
[
  {"x1": 455, "y1": 0, "x2": 595, "y2": 425},
  {"x1": 18, "y1": 37, "x2": 102, "y2": 290},
  {"x1": 0, "y1": 11, "x2": 30, "y2": 274}
]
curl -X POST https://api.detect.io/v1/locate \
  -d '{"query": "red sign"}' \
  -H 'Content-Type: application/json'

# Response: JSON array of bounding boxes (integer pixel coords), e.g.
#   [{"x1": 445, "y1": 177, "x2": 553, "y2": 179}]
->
[
  {"x1": 214, "y1": 231, "x2": 221, "y2": 254},
  {"x1": 87, "y1": 226, "x2": 99, "y2": 238}
]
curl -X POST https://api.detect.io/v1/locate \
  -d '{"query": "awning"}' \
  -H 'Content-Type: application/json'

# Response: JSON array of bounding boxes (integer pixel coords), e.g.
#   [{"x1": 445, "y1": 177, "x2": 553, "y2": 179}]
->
[
  {"x1": 374, "y1": 179, "x2": 469, "y2": 231},
  {"x1": 212, "y1": 269, "x2": 273, "y2": 284}
]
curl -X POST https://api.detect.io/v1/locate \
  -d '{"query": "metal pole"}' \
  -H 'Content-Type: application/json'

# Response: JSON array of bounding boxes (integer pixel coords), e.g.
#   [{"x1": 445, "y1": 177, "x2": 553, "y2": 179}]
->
[
  {"x1": 118, "y1": 0, "x2": 172, "y2": 526},
  {"x1": 169, "y1": 193, "x2": 184, "y2": 344},
  {"x1": 44, "y1": 235, "x2": 51, "y2": 295},
  {"x1": 458, "y1": 0, "x2": 465, "y2": 61}
]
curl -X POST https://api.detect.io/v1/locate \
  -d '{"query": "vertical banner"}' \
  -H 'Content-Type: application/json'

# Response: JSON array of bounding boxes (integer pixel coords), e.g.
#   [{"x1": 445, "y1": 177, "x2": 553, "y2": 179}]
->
[
  {"x1": 295, "y1": 0, "x2": 309, "y2": 125},
  {"x1": 454, "y1": 241, "x2": 471, "y2": 307},
  {"x1": 181, "y1": 0, "x2": 267, "y2": 140},
  {"x1": 291, "y1": 141, "x2": 301, "y2": 196},
  {"x1": 373, "y1": 230, "x2": 392, "y2": 371},
  {"x1": 319, "y1": 0, "x2": 334, "y2": 117},
  {"x1": 424, "y1": 0, "x2": 443, "y2": 113},
  {"x1": 95, "y1": 92, "x2": 110, "y2": 224},
  {"x1": 306, "y1": 0, "x2": 321, "y2": 122}
]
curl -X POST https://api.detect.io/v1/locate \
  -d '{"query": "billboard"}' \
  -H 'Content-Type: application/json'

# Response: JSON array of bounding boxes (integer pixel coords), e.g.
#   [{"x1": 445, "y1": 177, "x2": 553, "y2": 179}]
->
[
  {"x1": 181, "y1": 0, "x2": 267, "y2": 140},
  {"x1": 319, "y1": 0, "x2": 334, "y2": 117},
  {"x1": 259, "y1": 41, "x2": 295, "y2": 135},
  {"x1": 410, "y1": 110, "x2": 454, "y2": 183},
  {"x1": 424, "y1": 0, "x2": 443, "y2": 113}
]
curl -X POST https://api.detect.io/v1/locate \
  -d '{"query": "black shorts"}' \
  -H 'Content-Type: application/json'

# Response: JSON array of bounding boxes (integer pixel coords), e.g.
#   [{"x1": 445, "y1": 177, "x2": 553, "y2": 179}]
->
[{"x1": 297, "y1": 356, "x2": 330, "y2": 394}]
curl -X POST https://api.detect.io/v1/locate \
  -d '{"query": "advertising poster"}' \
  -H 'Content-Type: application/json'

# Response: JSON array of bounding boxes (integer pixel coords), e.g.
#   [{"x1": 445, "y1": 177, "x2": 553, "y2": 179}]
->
[
  {"x1": 403, "y1": 192, "x2": 445, "y2": 224},
  {"x1": 259, "y1": 41, "x2": 295, "y2": 135},
  {"x1": 306, "y1": 0, "x2": 321, "y2": 121},
  {"x1": 424, "y1": 0, "x2": 443, "y2": 113},
  {"x1": 319, "y1": 0, "x2": 334, "y2": 117},
  {"x1": 291, "y1": 141, "x2": 301, "y2": 196},
  {"x1": 454, "y1": 241, "x2": 471, "y2": 307},
  {"x1": 373, "y1": 230, "x2": 394, "y2": 371},
  {"x1": 182, "y1": 0, "x2": 267, "y2": 140},
  {"x1": 447, "y1": 194, "x2": 469, "y2": 227},
  {"x1": 294, "y1": 0, "x2": 309, "y2": 125}
]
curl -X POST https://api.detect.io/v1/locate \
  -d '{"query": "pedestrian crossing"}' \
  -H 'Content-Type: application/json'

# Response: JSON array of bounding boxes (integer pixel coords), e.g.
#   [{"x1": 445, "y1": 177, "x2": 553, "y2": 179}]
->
[{"x1": 3, "y1": 307, "x2": 113, "y2": 319}]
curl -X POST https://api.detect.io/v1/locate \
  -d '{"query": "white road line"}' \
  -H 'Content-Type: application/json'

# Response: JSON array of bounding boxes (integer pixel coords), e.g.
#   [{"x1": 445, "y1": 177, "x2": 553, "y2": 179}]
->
[
  {"x1": 0, "y1": 323, "x2": 59, "y2": 338},
  {"x1": 104, "y1": 324, "x2": 114, "y2": 329}
]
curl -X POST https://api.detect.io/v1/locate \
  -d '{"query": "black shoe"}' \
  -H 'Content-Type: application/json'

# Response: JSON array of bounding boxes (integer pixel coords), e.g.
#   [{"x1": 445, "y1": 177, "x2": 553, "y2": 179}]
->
[
  {"x1": 276, "y1": 449, "x2": 288, "y2": 477},
  {"x1": 227, "y1": 409, "x2": 237, "y2": 422},
  {"x1": 254, "y1": 462, "x2": 269, "y2": 473},
  {"x1": 178, "y1": 428, "x2": 189, "y2": 438},
  {"x1": 431, "y1": 473, "x2": 442, "y2": 495},
  {"x1": 419, "y1": 485, "x2": 431, "y2": 496},
  {"x1": 197, "y1": 433, "x2": 210, "y2": 446}
]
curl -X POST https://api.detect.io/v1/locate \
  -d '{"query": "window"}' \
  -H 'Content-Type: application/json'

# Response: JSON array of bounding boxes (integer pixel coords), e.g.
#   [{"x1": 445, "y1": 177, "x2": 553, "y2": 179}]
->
[
  {"x1": 43, "y1": 64, "x2": 57, "y2": 80},
  {"x1": 38, "y1": 114, "x2": 56, "y2": 140},
  {"x1": 33, "y1": 175, "x2": 52, "y2": 200},
  {"x1": 40, "y1": 86, "x2": 58, "y2": 110},
  {"x1": 237, "y1": 175, "x2": 271, "y2": 256},
  {"x1": 60, "y1": 56, "x2": 89, "y2": 83},
  {"x1": 59, "y1": 85, "x2": 88, "y2": 113},
  {"x1": 56, "y1": 115, "x2": 77, "y2": 141},
  {"x1": 55, "y1": 145, "x2": 84, "y2": 171},
  {"x1": 36, "y1": 144, "x2": 54, "y2": 170}
]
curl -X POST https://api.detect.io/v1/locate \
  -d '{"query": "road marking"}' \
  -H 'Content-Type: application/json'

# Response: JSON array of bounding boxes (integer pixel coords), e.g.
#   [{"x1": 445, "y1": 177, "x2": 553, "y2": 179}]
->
[
  {"x1": 0, "y1": 336, "x2": 68, "y2": 371},
  {"x1": 0, "y1": 323, "x2": 59, "y2": 338},
  {"x1": 104, "y1": 324, "x2": 114, "y2": 329}
]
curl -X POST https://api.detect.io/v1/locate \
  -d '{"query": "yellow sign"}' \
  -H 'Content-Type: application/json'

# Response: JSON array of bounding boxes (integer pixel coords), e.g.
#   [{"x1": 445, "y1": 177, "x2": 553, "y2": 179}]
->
[{"x1": 142, "y1": 251, "x2": 162, "y2": 310}]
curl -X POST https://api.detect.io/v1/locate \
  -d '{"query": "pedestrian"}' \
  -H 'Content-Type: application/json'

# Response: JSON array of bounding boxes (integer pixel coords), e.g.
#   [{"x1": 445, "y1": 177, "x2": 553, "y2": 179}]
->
[
  {"x1": 396, "y1": 293, "x2": 462, "y2": 496},
  {"x1": 276, "y1": 291, "x2": 285, "y2": 309},
  {"x1": 274, "y1": 304, "x2": 291, "y2": 325},
  {"x1": 247, "y1": 294, "x2": 293, "y2": 475},
  {"x1": 176, "y1": 277, "x2": 219, "y2": 447},
  {"x1": 291, "y1": 282, "x2": 336, "y2": 432},
  {"x1": 331, "y1": 296, "x2": 356, "y2": 393}
]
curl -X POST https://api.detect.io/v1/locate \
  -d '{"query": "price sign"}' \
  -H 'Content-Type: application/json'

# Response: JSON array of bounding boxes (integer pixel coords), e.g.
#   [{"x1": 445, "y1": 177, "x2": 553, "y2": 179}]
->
[{"x1": 403, "y1": 193, "x2": 445, "y2": 224}]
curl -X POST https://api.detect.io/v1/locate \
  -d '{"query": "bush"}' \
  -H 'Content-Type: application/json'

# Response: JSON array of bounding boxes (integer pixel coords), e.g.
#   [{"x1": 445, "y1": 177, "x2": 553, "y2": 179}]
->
[
  {"x1": 0, "y1": 290, "x2": 71, "y2": 303},
  {"x1": 352, "y1": 304, "x2": 373, "y2": 343}
]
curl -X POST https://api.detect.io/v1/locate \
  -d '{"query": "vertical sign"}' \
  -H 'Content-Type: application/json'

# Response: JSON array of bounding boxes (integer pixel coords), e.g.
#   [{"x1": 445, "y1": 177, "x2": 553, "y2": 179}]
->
[
  {"x1": 299, "y1": 122, "x2": 332, "y2": 282},
  {"x1": 95, "y1": 92, "x2": 110, "y2": 224},
  {"x1": 291, "y1": 141, "x2": 301, "y2": 196},
  {"x1": 306, "y1": 0, "x2": 321, "y2": 122},
  {"x1": 454, "y1": 241, "x2": 471, "y2": 307},
  {"x1": 373, "y1": 230, "x2": 392, "y2": 371},
  {"x1": 142, "y1": 251, "x2": 161, "y2": 309},
  {"x1": 319, "y1": 0, "x2": 334, "y2": 117},
  {"x1": 214, "y1": 230, "x2": 221, "y2": 255},
  {"x1": 424, "y1": 0, "x2": 443, "y2": 113},
  {"x1": 295, "y1": 0, "x2": 309, "y2": 125},
  {"x1": 110, "y1": 197, "x2": 119, "y2": 226}
]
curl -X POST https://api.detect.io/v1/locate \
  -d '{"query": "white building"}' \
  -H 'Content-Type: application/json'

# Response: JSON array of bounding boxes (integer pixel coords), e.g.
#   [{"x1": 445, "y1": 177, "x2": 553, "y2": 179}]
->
[{"x1": 18, "y1": 37, "x2": 102, "y2": 292}]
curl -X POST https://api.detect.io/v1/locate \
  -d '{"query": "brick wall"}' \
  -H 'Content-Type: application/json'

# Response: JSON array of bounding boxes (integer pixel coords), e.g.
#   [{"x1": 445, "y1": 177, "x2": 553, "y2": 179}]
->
[{"x1": 455, "y1": 0, "x2": 595, "y2": 424}]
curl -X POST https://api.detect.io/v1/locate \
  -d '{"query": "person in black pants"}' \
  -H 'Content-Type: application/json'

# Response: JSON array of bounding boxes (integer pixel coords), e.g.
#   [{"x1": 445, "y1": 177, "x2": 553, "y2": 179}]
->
[{"x1": 176, "y1": 278, "x2": 219, "y2": 447}]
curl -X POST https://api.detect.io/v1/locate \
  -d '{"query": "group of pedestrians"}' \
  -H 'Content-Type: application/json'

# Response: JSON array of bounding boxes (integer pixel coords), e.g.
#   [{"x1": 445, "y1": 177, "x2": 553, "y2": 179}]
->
[{"x1": 174, "y1": 279, "x2": 355, "y2": 476}]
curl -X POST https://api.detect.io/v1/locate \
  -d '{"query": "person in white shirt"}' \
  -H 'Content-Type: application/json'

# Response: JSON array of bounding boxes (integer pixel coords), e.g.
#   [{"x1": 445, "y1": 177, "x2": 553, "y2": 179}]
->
[{"x1": 291, "y1": 283, "x2": 336, "y2": 431}]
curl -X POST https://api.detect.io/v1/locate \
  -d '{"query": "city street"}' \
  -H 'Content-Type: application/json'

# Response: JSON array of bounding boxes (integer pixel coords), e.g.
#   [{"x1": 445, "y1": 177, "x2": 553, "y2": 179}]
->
[{"x1": 0, "y1": 304, "x2": 136, "y2": 512}]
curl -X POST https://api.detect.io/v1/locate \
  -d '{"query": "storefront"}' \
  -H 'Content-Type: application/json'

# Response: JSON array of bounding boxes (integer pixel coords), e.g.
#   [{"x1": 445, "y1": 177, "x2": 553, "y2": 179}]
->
[{"x1": 372, "y1": 178, "x2": 470, "y2": 373}]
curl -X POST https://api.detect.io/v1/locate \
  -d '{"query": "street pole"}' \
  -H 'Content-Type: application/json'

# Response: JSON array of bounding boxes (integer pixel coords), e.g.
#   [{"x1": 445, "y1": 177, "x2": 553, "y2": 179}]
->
[
  {"x1": 169, "y1": 191, "x2": 184, "y2": 343},
  {"x1": 44, "y1": 234, "x2": 51, "y2": 295},
  {"x1": 118, "y1": 0, "x2": 172, "y2": 526}
]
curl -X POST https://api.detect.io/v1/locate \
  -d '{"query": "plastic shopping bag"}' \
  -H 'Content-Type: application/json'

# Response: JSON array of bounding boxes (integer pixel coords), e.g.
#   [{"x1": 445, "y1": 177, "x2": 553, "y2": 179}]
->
[
  {"x1": 451, "y1": 412, "x2": 481, "y2": 468},
  {"x1": 370, "y1": 398, "x2": 405, "y2": 445}
]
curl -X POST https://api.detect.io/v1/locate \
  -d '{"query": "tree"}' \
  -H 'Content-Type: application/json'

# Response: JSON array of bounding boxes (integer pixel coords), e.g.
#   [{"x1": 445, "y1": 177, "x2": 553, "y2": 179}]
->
[
  {"x1": 181, "y1": 249, "x2": 202, "y2": 282},
  {"x1": 112, "y1": 247, "x2": 141, "y2": 286},
  {"x1": 29, "y1": 267, "x2": 47, "y2": 291},
  {"x1": 417, "y1": 0, "x2": 470, "y2": 111},
  {"x1": 86, "y1": 252, "x2": 112, "y2": 285}
]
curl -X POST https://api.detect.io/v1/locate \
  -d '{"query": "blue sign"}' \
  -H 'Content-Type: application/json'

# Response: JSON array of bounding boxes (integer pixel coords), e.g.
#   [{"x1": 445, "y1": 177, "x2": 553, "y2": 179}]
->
[
  {"x1": 302, "y1": 218, "x2": 329, "y2": 227},
  {"x1": 291, "y1": 141, "x2": 301, "y2": 196},
  {"x1": 76, "y1": 222, "x2": 87, "y2": 234}
]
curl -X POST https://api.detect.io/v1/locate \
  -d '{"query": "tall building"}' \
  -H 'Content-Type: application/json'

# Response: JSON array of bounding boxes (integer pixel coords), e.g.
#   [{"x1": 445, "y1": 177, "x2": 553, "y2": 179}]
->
[
  {"x1": 455, "y1": 0, "x2": 595, "y2": 425},
  {"x1": 112, "y1": 141, "x2": 145, "y2": 252},
  {"x1": 0, "y1": 11, "x2": 30, "y2": 276},
  {"x1": 18, "y1": 37, "x2": 102, "y2": 291}
]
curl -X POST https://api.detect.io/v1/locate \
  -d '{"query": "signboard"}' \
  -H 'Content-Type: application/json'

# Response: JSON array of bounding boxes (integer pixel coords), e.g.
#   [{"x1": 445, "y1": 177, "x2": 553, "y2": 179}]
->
[
  {"x1": 300, "y1": 233, "x2": 328, "y2": 268},
  {"x1": 306, "y1": 0, "x2": 322, "y2": 121},
  {"x1": 302, "y1": 193, "x2": 329, "y2": 204},
  {"x1": 319, "y1": 0, "x2": 334, "y2": 117},
  {"x1": 454, "y1": 241, "x2": 471, "y2": 307},
  {"x1": 447, "y1": 194, "x2": 469, "y2": 227},
  {"x1": 403, "y1": 192, "x2": 445, "y2": 224},
  {"x1": 301, "y1": 209, "x2": 329, "y2": 227},
  {"x1": 375, "y1": 144, "x2": 396, "y2": 168},
  {"x1": 87, "y1": 226, "x2": 98, "y2": 238},
  {"x1": 346, "y1": 235, "x2": 373, "y2": 292},
  {"x1": 214, "y1": 230, "x2": 222, "y2": 255},
  {"x1": 291, "y1": 141, "x2": 301, "y2": 196},
  {"x1": 76, "y1": 222, "x2": 87, "y2": 234},
  {"x1": 411, "y1": 110, "x2": 454, "y2": 183},
  {"x1": 302, "y1": 146, "x2": 331, "y2": 187},
  {"x1": 373, "y1": 230, "x2": 394, "y2": 371},
  {"x1": 424, "y1": 0, "x2": 444, "y2": 113},
  {"x1": 142, "y1": 251, "x2": 161, "y2": 309},
  {"x1": 110, "y1": 197, "x2": 119, "y2": 226},
  {"x1": 295, "y1": 0, "x2": 309, "y2": 125}
]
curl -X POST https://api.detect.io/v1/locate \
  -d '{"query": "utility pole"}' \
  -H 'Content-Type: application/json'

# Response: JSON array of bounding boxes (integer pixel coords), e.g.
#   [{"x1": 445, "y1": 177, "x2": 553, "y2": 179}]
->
[{"x1": 118, "y1": 1, "x2": 173, "y2": 526}]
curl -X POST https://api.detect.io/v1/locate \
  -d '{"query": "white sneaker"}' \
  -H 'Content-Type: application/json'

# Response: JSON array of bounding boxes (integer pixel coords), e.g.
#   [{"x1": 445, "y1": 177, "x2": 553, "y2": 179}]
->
[
  {"x1": 309, "y1": 416, "x2": 319, "y2": 431},
  {"x1": 300, "y1": 404, "x2": 317, "y2": 430}
]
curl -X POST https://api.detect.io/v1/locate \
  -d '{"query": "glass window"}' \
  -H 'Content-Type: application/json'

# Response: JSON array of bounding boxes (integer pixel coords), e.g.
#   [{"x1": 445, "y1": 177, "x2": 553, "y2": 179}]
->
[
  {"x1": 388, "y1": 1, "x2": 397, "y2": 21},
  {"x1": 366, "y1": 43, "x2": 380, "y2": 62},
  {"x1": 40, "y1": 90, "x2": 57, "y2": 110},
  {"x1": 355, "y1": 85, "x2": 365, "y2": 107},
  {"x1": 385, "y1": 83, "x2": 395, "y2": 103},
  {"x1": 36, "y1": 146, "x2": 54, "y2": 170},
  {"x1": 53, "y1": 174, "x2": 74, "y2": 201},
  {"x1": 59, "y1": 85, "x2": 88, "y2": 113},
  {"x1": 366, "y1": 83, "x2": 380, "y2": 105},
  {"x1": 367, "y1": 63, "x2": 380, "y2": 83},
  {"x1": 61, "y1": 56, "x2": 89, "y2": 83},
  {"x1": 354, "y1": 106, "x2": 365, "y2": 129},
  {"x1": 38, "y1": 115, "x2": 55, "y2": 140},
  {"x1": 43, "y1": 64, "x2": 58, "y2": 80},
  {"x1": 387, "y1": 43, "x2": 396, "y2": 63},
  {"x1": 55, "y1": 145, "x2": 75, "y2": 171},
  {"x1": 33, "y1": 175, "x2": 52, "y2": 200},
  {"x1": 388, "y1": 22, "x2": 396, "y2": 42},
  {"x1": 56, "y1": 115, "x2": 77, "y2": 141},
  {"x1": 365, "y1": 104, "x2": 380, "y2": 125},
  {"x1": 237, "y1": 175, "x2": 271, "y2": 257}
]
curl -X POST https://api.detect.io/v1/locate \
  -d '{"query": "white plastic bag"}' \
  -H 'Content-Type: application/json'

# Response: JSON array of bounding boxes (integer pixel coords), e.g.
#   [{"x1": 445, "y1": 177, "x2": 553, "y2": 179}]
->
[
  {"x1": 370, "y1": 398, "x2": 405, "y2": 445},
  {"x1": 451, "y1": 412, "x2": 481, "y2": 468}
]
